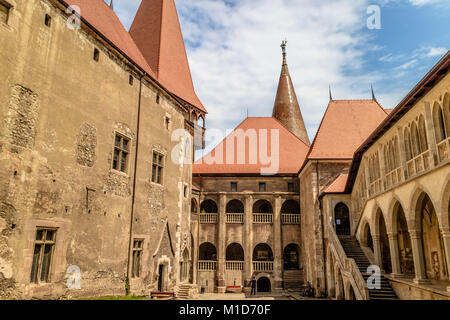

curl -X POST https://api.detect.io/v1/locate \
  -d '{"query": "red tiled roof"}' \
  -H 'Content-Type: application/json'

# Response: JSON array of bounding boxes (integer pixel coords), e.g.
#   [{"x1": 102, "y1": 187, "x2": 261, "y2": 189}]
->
[
  {"x1": 384, "y1": 109, "x2": 393, "y2": 114},
  {"x1": 130, "y1": 0, "x2": 206, "y2": 112},
  {"x1": 323, "y1": 174, "x2": 348, "y2": 194},
  {"x1": 66, "y1": 0, "x2": 157, "y2": 79},
  {"x1": 307, "y1": 100, "x2": 388, "y2": 160},
  {"x1": 193, "y1": 117, "x2": 310, "y2": 175}
]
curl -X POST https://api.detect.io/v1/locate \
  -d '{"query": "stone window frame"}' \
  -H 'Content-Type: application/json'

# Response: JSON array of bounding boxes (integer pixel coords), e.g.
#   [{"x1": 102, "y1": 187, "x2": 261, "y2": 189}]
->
[
  {"x1": 183, "y1": 183, "x2": 189, "y2": 198},
  {"x1": 151, "y1": 150, "x2": 165, "y2": 185},
  {"x1": 131, "y1": 239, "x2": 144, "y2": 278},
  {"x1": 129, "y1": 234, "x2": 150, "y2": 282},
  {"x1": 111, "y1": 131, "x2": 132, "y2": 175},
  {"x1": 30, "y1": 228, "x2": 57, "y2": 284},
  {"x1": 0, "y1": 0, "x2": 13, "y2": 27},
  {"x1": 22, "y1": 219, "x2": 71, "y2": 286},
  {"x1": 259, "y1": 182, "x2": 267, "y2": 192},
  {"x1": 230, "y1": 182, "x2": 238, "y2": 192}
]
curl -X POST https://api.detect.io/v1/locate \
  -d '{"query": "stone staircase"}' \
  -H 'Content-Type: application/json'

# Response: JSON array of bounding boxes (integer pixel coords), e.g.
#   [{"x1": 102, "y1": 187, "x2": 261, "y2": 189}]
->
[
  {"x1": 283, "y1": 270, "x2": 304, "y2": 291},
  {"x1": 339, "y1": 236, "x2": 398, "y2": 300},
  {"x1": 175, "y1": 283, "x2": 199, "y2": 299}
]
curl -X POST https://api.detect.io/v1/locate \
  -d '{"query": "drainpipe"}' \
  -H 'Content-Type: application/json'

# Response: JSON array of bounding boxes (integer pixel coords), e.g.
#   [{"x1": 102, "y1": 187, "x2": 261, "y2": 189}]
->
[{"x1": 126, "y1": 72, "x2": 145, "y2": 295}]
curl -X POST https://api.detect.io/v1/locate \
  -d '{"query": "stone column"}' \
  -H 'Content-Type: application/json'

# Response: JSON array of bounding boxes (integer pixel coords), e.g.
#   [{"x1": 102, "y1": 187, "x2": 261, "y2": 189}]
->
[
  {"x1": 410, "y1": 230, "x2": 431, "y2": 285},
  {"x1": 372, "y1": 235, "x2": 383, "y2": 271},
  {"x1": 440, "y1": 229, "x2": 450, "y2": 292},
  {"x1": 216, "y1": 193, "x2": 227, "y2": 293},
  {"x1": 243, "y1": 193, "x2": 253, "y2": 292},
  {"x1": 273, "y1": 196, "x2": 283, "y2": 292},
  {"x1": 388, "y1": 232, "x2": 402, "y2": 278}
]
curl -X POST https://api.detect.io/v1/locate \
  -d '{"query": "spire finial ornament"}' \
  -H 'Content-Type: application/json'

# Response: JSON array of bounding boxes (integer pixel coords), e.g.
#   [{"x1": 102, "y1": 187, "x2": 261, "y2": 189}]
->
[
  {"x1": 281, "y1": 40, "x2": 287, "y2": 65},
  {"x1": 109, "y1": 0, "x2": 114, "y2": 10},
  {"x1": 371, "y1": 84, "x2": 376, "y2": 101},
  {"x1": 329, "y1": 85, "x2": 333, "y2": 102}
]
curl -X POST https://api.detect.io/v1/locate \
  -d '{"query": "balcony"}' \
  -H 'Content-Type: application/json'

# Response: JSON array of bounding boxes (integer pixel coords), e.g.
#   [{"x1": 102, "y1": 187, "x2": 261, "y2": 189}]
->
[
  {"x1": 225, "y1": 261, "x2": 244, "y2": 271},
  {"x1": 226, "y1": 213, "x2": 244, "y2": 224},
  {"x1": 437, "y1": 138, "x2": 449, "y2": 163},
  {"x1": 369, "y1": 178, "x2": 382, "y2": 196},
  {"x1": 407, "y1": 150, "x2": 431, "y2": 177},
  {"x1": 252, "y1": 213, "x2": 273, "y2": 224},
  {"x1": 199, "y1": 214, "x2": 218, "y2": 224},
  {"x1": 252, "y1": 261, "x2": 274, "y2": 272},
  {"x1": 385, "y1": 167, "x2": 402, "y2": 188},
  {"x1": 282, "y1": 214, "x2": 300, "y2": 225},
  {"x1": 198, "y1": 261, "x2": 217, "y2": 271}
]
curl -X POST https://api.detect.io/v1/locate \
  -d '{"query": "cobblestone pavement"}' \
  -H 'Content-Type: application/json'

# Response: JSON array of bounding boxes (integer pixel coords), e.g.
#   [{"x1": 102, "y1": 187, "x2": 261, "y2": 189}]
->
[{"x1": 190, "y1": 292, "x2": 323, "y2": 300}]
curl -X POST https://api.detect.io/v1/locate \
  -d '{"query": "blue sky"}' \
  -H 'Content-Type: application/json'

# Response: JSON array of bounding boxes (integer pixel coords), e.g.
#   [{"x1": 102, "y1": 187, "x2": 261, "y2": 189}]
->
[{"x1": 108, "y1": 0, "x2": 449, "y2": 152}]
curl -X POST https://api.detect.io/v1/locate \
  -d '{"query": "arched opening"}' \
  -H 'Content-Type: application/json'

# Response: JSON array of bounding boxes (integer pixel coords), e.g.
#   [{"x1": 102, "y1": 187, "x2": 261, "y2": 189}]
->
[
  {"x1": 180, "y1": 248, "x2": 190, "y2": 283},
  {"x1": 226, "y1": 243, "x2": 244, "y2": 261},
  {"x1": 198, "y1": 116, "x2": 205, "y2": 128},
  {"x1": 416, "y1": 194, "x2": 448, "y2": 281},
  {"x1": 334, "y1": 203, "x2": 350, "y2": 236},
  {"x1": 433, "y1": 102, "x2": 447, "y2": 143},
  {"x1": 444, "y1": 93, "x2": 450, "y2": 137},
  {"x1": 348, "y1": 285, "x2": 356, "y2": 300},
  {"x1": 253, "y1": 200, "x2": 273, "y2": 213},
  {"x1": 257, "y1": 277, "x2": 271, "y2": 292},
  {"x1": 226, "y1": 199, "x2": 244, "y2": 213},
  {"x1": 157, "y1": 263, "x2": 168, "y2": 292},
  {"x1": 376, "y1": 210, "x2": 392, "y2": 273},
  {"x1": 418, "y1": 115, "x2": 428, "y2": 153},
  {"x1": 199, "y1": 242, "x2": 217, "y2": 261},
  {"x1": 393, "y1": 203, "x2": 414, "y2": 276},
  {"x1": 411, "y1": 122, "x2": 420, "y2": 157},
  {"x1": 283, "y1": 244, "x2": 300, "y2": 270},
  {"x1": 404, "y1": 127, "x2": 413, "y2": 161},
  {"x1": 191, "y1": 198, "x2": 198, "y2": 214},
  {"x1": 253, "y1": 243, "x2": 274, "y2": 261},
  {"x1": 200, "y1": 200, "x2": 218, "y2": 214},
  {"x1": 363, "y1": 222, "x2": 374, "y2": 251},
  {"x1": 281, "y1": 200, "x2": 300, "y2": 213}
]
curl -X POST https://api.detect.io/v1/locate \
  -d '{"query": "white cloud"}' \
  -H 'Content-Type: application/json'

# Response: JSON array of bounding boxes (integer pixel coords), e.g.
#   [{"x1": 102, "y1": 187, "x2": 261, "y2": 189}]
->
[{"x1": 425, "y1": 47, "x2": 448, "y2": 57}]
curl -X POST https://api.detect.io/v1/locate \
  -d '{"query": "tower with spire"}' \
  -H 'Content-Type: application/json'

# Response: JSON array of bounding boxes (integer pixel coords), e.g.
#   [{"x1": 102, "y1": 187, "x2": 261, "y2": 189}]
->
[{"x1": 272, "y1": 41, "x2": 310, "y2": 146}]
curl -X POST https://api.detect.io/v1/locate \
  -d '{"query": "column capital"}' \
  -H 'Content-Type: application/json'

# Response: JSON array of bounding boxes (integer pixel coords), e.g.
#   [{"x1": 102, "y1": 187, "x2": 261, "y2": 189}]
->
[
  {"x1": 409, "y1": 230, "x2": 422, "y2": 239},
  {"x1": 387, "y1": 232, "x2": 398, "y2": 241},
  {"x1": 372, "y1": 235, "x2": 381, "y2": 241}
]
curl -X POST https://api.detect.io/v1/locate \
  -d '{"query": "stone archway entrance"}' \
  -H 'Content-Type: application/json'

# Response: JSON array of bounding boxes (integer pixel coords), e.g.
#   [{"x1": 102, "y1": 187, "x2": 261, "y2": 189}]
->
[
  {"x1": 257, "y1": 277, "x2": 271, "y2": 292},
  {"x1": 335, "y1": 203, "x2": 350, "y2": 235}
]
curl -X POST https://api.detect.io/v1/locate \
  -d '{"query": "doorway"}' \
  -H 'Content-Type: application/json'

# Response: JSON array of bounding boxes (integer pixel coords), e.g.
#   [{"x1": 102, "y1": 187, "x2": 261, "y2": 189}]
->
[
  {"x1": 257, "y1": 277, "x2": 271, "y2": 292},
  {"x1": 335, "y1": 203, "x2": 350, "y2": 236}
]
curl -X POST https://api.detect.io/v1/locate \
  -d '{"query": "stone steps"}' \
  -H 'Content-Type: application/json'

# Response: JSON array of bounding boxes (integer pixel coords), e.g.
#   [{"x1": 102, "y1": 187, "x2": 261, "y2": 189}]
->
[{"x1": 338, "y1": 236, "x2": 398, "y2": 300}]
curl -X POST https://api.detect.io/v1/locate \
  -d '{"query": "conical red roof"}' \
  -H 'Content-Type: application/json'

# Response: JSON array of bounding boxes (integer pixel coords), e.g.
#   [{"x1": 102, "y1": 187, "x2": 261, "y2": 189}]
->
[
  {"x1": 272, "y1": 43, "x2": 310, "y2": 145},
  {"x1": 130, "y1": 0, "x2": 206, "y2": 112}
]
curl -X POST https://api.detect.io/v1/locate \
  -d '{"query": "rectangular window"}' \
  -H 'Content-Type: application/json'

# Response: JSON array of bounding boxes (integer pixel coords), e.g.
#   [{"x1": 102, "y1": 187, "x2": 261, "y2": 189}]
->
[
  {"x1": 0, "y1": 2, "x2": 9, "y2": 24},
  {"x1": 45, "y1": 14, "x2": 51, "y2": 27},
  {"x1": 30, "y1": 228, "x2": 56, "y2": 283},
  {"x1": 152, "y1": 152, "x2": 164, "y2": 184},
  {"x1": 259, "y1": 182, "x2": 266, "y2": 192},
  {"x1": 131, "y1": 239, "x2": 144, "y2": 278},
  {"x1": 288, "y1": 183, "x2": 294, "y2": 192},
  {"x1": 231, "y1": 182, "x2": 237, "y2": 192},
  {"x1": 93, "y1": 48, "x2": 99, "y2": 62},
  {"x1": 184, "y1": 185, "x2": 188, "y2": 198},
  {"x1": 112, "y1": 134, "x2": 130, "y2": 173}
]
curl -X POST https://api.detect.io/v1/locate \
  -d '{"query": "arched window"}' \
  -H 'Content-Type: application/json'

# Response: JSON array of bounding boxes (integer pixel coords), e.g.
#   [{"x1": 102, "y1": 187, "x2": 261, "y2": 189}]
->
[
  {"x1": 418, "y1": 115, "x2": 428, "y2": 153},
  {"x1": 283, "y1": 244, "x2": 300, "y2": 270},
  {"x1": 433, "y1": 102, "x2": 447, "y2": 143},
  {"x1": 253, "y1": 243, "x2": 274, "y2": 261},
  {"x1": 226, "y1": 243, "x2": 244, "y2": 261},
  {"x1": 253, "y1": 200, "x2": 273, "y2": 213},
  {"x1": 200, "y1": 200, "x2": 218, "y2": 213},
  {"x1": 334, "y1": 203, "x2": 350, "y2": 236},
  {"x1": 411, "y1": 122, "x2": 420, "y2": 157},
  {"x1": 444, "y1": 93, "x2": 450, "y2": 137},
  {"x1": 191, "y1": 199, "x2": 198, "y2": 214},
  {"x1": 281, "y1": 200, "x2": 300, "y2": 214},
  {"x1": 226, "y1": 200, "x2": 244, "y2": 213},
  {"x1": 197, "y1": 116, "x2": 205, "y2": 128},
  {"x1": 404, "y1": 127, "x2": 412, "y2": 161},
  {"x1": 376, "y1": 210, "x2": 392, "y2": 273},
  {"x1": 393, "y1": 136, "x2": 400, "y2": 168},
  {"x1": 199, "y1": 242, "x2": 217, "y2": 260}
]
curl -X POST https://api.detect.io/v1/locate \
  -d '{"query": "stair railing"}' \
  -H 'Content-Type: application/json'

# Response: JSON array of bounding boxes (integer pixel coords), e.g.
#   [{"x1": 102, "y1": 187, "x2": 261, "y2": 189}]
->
[{"x1": 327, "y1": 220, "x2": 370, "y2": 300}]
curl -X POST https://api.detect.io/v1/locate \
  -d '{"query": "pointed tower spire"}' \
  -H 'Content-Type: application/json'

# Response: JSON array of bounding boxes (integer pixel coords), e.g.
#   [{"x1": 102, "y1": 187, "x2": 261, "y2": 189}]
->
[
  {"x1": 129, "y1": 0, "x2": 205, "y2": 112},
  {"x1": 371, "y1": 84, "x2": 377, "y2": 101},
  {"x1": 329, "y1": 85, "x2": 333, "y2": 102},
  {"x1": 272, "y1": 41, "x2": 311, "y2": 145}
]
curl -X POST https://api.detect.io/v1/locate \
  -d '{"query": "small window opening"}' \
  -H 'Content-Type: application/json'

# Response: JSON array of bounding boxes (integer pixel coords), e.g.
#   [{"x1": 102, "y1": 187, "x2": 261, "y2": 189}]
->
[
  {"x1": 93, "y1": 48, "x2": 100, "y2": 62},
  {"x1": 45, "y1": 14, "x2": 51, "y2": 27}
]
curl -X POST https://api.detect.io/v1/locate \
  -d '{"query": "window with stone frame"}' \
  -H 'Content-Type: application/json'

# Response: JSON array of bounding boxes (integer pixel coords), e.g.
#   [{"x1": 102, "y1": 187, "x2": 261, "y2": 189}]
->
[
  {"x1": 152, "y1": 151, "x2": 165, "y2": 184},
  {"x1": 230, "y1": 182, "x2": 237, "y2": 192},
  {"x1": 131, "y1": 239, "x2": 144, "y2": 278},
  {"x1": 288, "y1": 183, "x2": 294, "y2": 192},
  {"x1": 112, "y1": 134, "x2": 130, "y2": 173},
  {"x1": 30, "y1": 228, "x2": 57, "y2": 284},
  {"x1": 0, "y1": 1, "x2": 10, "y2": 24},
  {"x1": 259, "y1": 182, "x2": 266, "y2": 192}
]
